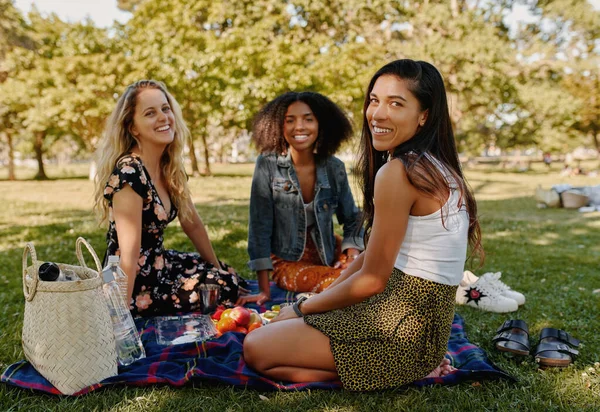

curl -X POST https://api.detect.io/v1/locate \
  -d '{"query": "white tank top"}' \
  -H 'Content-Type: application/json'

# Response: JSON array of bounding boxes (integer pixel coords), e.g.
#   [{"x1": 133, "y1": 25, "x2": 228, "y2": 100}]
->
[{"x1": 394, "y1": 162, "x2": 469, "y2": 286}]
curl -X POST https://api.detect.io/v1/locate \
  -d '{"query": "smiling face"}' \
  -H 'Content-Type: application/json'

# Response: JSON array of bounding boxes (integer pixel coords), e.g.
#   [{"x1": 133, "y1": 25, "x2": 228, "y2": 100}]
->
[
  {"x1": 365, "y1": 74, "x2": 428, "y2": 153},
  {"x1": 282, "y1": 101, "x2": 319, "y2": 155},
  {"x1": 130, "y1": 88, "x2": 176, "y2": 149}
]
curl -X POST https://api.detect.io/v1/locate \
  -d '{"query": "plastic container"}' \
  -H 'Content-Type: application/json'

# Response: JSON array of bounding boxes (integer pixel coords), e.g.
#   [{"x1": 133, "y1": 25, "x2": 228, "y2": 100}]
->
[
  {"x1": 101, "y1": 256, "x2": 146, "y2": 366},
  {"x1": 155, "y1": 313, "x2": 218, "y2": 346}
]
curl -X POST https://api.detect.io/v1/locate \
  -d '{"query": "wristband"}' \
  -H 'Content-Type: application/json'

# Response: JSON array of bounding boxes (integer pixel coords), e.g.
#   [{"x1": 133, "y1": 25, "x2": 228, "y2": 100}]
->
[{"x1": 292, "y1": 296, "x2": 308, "y2": 317}]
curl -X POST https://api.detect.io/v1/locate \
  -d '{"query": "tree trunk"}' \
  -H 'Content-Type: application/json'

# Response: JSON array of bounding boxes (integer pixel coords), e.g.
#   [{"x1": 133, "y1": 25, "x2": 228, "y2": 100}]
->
[
  {"x1": 33, "y1": 131, "x2": 47, "y2": 180},
  {"x1": 450, "y1": 0, "x2": 459, "y2": 17},
  {"x1": 7, "y1": 133, "x2": 16, "y2": 180},
  {"x1": 200, "y1": 131, "x2": 212, "y2": 176},
  {"x1": 188, "y1": 137, "x2": 200, "y2": 176}
]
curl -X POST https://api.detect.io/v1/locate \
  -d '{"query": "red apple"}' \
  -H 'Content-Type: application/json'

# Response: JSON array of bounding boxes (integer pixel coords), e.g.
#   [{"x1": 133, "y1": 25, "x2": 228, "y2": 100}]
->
[
  {"x1": 211, "y1": 308, "x2": 224, "y2": 321},
  {"x1": 229, "y1": 306, "x2": 251, "y2": 327}
]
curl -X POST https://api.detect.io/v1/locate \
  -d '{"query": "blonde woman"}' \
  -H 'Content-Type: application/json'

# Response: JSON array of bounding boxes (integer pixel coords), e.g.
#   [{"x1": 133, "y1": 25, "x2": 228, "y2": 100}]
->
[{"x1": 94, "y1": 80, "x2": 244, "y2": 315}]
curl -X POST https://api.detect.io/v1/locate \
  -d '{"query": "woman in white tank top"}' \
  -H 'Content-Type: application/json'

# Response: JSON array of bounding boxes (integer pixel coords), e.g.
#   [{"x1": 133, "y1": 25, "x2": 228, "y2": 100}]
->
[{"x1": 244, "y1": 59, "x2": 484, "y2": 391}]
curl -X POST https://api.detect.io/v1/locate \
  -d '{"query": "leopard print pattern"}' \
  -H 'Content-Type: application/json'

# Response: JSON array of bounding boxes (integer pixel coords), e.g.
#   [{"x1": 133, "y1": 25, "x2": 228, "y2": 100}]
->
[{"x1": 304, "y1": 268, "x2": 457, "y2": 391}]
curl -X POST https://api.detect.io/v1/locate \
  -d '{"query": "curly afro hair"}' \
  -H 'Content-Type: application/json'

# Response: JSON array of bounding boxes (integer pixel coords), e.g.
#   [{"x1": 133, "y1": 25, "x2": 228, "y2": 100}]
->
[{"x1": 252, "y1": 91, "x2": 353, "y2": 160}]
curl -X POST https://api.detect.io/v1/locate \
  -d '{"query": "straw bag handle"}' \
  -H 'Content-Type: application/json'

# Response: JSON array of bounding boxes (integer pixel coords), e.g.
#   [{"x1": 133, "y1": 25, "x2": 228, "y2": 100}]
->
[
  {"x1": 22, "y1": 242, "x2": 39, "y2": 302},
  {"x1": 75, "y1": 237, "x2": 102, "y2": 273}
]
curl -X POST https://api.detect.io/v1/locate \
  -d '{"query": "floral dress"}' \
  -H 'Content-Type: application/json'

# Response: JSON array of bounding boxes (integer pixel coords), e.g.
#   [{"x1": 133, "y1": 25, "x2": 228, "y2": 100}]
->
[{"x1": 103, "y1": 153, "x2": 244, "y2": 316}]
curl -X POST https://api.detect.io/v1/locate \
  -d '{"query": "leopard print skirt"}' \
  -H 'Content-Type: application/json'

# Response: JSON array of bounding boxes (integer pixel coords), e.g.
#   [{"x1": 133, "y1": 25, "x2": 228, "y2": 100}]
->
[{"x1": 304, "y1": 268, "x2": 457, "y2": 391}]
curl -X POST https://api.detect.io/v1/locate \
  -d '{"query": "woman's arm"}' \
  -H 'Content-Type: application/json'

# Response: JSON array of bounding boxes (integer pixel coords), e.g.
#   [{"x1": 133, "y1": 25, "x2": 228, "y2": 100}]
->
[
  {"x1": 328, "y1": 251, "x2": 365, "y2": 288},
  {"x1": 243, "y1": 155, "x2": 275, "y2": 303},
  {"x1": 334, "y1": 161, "x2": 365, "y2": 253},
  {"x1": 274, "y1": 160, "x2": 417, "y2": 320},
  {"x1": 236, "y1": 269, "x2": 270, "y2": 305},
  {"x1": 180, "y1": 197, "x2": 222, "y2": 269},
  {"x1": 112, "y1": 185, "x2": 144, "y2": 303}
]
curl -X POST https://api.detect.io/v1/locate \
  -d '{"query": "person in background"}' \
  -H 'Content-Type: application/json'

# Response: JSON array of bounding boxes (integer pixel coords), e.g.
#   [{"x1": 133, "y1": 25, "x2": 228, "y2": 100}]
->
[
  {"x1": 241, "y1": 91, "x2": 364, "y2": 305},
  {"x1": 244, "y1": 59, "x2": 484, "y2": 391},
  {"x1": 94, "y1": 80, "x2": 245, "y2": 316}
]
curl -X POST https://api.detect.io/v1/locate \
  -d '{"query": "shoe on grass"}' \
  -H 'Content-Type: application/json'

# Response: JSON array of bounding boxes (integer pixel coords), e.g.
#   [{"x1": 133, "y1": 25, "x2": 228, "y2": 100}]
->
[
  {"x1": 456, "y1": 274, "x2": 519, "y2": 313},
  {"x1": 462, "y1": 270, "x2": 526, "y2": 306}
]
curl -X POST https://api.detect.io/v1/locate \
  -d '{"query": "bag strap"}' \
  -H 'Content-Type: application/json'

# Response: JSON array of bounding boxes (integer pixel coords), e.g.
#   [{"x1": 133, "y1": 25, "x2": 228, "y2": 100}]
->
[
  {"x1": 22, "y1": 242, "x2": 39, "y2": 302},
  {"x1": 75, "y1": 237, "x2": 102, "y2": 272}
]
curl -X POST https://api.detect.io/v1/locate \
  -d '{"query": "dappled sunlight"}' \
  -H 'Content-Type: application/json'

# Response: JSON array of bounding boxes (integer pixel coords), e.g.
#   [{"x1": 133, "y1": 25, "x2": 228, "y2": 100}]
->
[
  {"x1": 529, "y1": 233, "x2": 559, "y2": 246},
  {"x1": 234, "y1": 240, "x2": 248, "y2": 249},
  {"x1": 485, "y1": 230, "x2": 517, "y2": 239}
]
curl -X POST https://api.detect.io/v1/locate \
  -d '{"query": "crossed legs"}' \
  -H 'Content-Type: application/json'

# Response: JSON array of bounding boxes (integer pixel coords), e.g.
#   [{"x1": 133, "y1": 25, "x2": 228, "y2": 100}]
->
[
  {"x1": 243, "y1": 317, "x2": 456, "y2": 383},
  {"x1": 243, "y1": 318, "x2": 339, "y2": 382}
]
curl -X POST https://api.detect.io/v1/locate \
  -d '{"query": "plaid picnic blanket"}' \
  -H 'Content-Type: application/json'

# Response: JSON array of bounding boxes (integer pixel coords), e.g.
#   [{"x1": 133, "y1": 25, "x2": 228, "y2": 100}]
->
[{"x1": 1, "y1": 281, "x2": 514, "y2": 395}]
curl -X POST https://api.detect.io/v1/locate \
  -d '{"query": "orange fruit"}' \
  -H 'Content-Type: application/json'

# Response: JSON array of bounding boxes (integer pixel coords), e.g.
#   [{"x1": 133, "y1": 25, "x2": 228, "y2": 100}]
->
[
  {"x1": 216, "y1": 316, "x2": 237, "y2": 333},
  {"x1": 247, "y1": 322, "x2": 262, "y2": 333},
  {"x1": 234, "y1": 326, "x2": 248, "y2": 334}
]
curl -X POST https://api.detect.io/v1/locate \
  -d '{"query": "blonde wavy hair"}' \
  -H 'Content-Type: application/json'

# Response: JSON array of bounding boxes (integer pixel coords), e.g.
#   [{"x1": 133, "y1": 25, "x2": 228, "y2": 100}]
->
[{"x1": 93, "y1": 80, "x2": 193, "y2": 225}]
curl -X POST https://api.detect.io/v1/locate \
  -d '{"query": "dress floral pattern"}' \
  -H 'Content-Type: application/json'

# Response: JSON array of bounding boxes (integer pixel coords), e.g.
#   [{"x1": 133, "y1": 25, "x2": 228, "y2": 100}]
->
[{"x1": 103, "y1": 153, "x2": 244, "y2": 316}]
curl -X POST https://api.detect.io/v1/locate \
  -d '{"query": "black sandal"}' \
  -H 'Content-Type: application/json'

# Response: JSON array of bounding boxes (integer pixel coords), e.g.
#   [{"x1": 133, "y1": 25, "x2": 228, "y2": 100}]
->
[
  {"x1": 492, "y1": 319, "x2": 530, "y2": 356},
  {"x1": 534, "y1": 328, "x2": 580, "y2": 368}
]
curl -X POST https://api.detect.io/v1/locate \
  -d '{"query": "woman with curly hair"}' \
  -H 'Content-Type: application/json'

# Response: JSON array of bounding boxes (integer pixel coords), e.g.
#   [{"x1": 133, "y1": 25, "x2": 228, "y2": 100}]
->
[
  {"x1": 94, "y1": 80, "x2": 244, "y2": 316},
  {"x1": 241, "y1": 92, "x2": 364, "y2": 305},
  {"x1": 244, "y1": 60, "x2": 484, "y2": 391}
]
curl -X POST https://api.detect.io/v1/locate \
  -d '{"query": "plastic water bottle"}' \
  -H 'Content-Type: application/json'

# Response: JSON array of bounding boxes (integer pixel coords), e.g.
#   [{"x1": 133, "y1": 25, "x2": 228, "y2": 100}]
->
[
  {"x1": 101, "y1": 256, "x2": 146, "y2": 366},
  {"x1": 38, "y1": 262, "x2": 79, "y2": 281}
]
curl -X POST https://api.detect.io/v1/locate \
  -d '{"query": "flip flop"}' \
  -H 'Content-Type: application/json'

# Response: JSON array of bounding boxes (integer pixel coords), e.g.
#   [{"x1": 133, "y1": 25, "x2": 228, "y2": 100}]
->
[
  {"x1": 534, "y1": 328, "x2": 580, "y2": 368},
  {"x1": 492, "y1": 319, "x2": 530, "y2": 356}
]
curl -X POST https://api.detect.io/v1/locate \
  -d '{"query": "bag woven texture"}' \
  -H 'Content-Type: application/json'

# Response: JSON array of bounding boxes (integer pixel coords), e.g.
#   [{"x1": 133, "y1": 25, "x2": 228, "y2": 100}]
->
[
  {"x1": 561, "y1": 191, "x2": 589, "y2": 209},
  {"x1": 21, "y1": 237, "x2": 118, "y2": 395}
]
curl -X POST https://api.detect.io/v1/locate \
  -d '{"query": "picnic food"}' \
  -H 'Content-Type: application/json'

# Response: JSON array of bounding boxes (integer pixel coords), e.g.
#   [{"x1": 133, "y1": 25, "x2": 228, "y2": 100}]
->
[
  {"x1": 229, "y1": 307, "x2": 251, "y2": 326},
  {"x1": 212, "y1": 307, "x2": 264, "y2": 335},
  {"x1": 216, "y1": 317, "x2": 237, "y2": 333}
]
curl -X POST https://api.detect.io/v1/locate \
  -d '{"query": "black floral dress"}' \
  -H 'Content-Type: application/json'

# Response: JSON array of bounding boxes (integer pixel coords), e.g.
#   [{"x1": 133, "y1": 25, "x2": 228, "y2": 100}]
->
[{"x1": 103, "y1": 153, "x2": 244, "y2": 316}]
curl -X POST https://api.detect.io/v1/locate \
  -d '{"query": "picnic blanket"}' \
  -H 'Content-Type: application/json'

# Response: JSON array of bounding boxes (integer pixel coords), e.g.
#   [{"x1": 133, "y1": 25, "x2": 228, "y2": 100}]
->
[{"x1": 1, "y1": 281, "x2": 514, "y2": 395}]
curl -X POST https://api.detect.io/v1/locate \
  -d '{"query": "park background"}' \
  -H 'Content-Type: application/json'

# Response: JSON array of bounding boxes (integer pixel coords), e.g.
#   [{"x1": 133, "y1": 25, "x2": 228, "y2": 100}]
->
[{"x1": 1, "y1": 0, "x2": 600, "y2": 410}]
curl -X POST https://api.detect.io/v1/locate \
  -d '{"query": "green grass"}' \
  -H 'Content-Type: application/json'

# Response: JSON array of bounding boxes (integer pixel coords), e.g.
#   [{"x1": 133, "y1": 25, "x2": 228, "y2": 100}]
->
[{"x1": 1, "y1": 162, "x2": 599, "y2": 411}]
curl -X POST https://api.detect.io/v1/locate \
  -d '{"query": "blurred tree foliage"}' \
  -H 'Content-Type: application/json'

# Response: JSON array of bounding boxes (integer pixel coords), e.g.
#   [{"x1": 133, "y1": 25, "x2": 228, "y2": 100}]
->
[{"x1": 0, "y1": 0, "x2": 598, "y2": 179}]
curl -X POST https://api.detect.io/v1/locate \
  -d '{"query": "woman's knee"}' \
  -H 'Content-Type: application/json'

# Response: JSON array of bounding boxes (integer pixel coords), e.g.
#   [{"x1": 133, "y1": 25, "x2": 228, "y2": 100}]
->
[{"x1": 243, "y1": 331, "x2": 267, "y2": 371}]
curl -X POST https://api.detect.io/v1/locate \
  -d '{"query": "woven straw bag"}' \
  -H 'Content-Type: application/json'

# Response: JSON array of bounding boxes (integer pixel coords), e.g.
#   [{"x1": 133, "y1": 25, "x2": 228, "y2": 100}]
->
[
  {"x1": 561, "y1": 191, "x2": 589, "y2": 209},
  {"x1": 21, "y1": 237, "x2": 118, "y2": 395}
]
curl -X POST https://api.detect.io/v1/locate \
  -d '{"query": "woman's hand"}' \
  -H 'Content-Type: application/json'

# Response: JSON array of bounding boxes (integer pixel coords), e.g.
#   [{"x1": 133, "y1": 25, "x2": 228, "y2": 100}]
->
[
  {"x1": 334, "y1": 248, "x2": 360, "y2": 269},
  {"x1": 235, "y1": 292, "x2": 270, "y2": 306},
  {"x1": 269, "y1": 305, "x2": 298, "y2": 323}
]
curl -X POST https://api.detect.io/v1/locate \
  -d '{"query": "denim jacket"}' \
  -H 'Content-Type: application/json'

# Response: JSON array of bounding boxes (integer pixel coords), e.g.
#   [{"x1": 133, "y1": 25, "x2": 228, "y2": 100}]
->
[{"x1": 247, "y1": 152, "x2": 364, "y2": 271}]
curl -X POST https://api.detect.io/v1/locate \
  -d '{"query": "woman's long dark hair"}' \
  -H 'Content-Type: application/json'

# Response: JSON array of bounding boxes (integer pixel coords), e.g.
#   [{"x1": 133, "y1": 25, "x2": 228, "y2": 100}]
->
[{"x1": 357, "y1": 59, "x2": 484, "y2": 264}]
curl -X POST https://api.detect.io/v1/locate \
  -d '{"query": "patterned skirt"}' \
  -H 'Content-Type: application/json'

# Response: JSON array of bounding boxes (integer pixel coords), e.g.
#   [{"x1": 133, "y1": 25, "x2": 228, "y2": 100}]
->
[
  {"x1": 272, "y1": 233, "x2": 342, "y2": 293},
  {"x1": 304, "y1": 269, "x2": 457, "y2": 391},
  {"x1": 130, "y1": 250, "x2": 245, "y2": 316}
]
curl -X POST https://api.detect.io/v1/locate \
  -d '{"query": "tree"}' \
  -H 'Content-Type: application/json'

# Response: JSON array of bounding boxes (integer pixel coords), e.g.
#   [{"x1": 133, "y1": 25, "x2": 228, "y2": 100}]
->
[
  {"x1": 510, "y1": 0, "x2": 600, "y2": 153},
  {"x1": 0, "y1": 0, "x2": 35, "y2": 179},
  {"x1": 1, "y1": 9, "x2": 119, "y2": 179}
]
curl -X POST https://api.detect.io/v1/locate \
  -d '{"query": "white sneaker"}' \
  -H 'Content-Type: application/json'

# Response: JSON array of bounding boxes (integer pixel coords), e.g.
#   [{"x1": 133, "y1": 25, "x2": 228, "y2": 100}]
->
[
  {"x1": 461, "y1": 270, "x2": 526, "y2": 306},
  {"x1": 456, "y1": 274, "x2": 519, "y2": 313}
]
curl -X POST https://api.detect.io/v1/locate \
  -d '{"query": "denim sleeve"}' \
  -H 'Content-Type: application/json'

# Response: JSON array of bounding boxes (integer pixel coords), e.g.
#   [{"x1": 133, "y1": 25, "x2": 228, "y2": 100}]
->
[
  {"x1": 334, "y1": 161, "x2": 365, "y2": 251},
  {"x1": 247, "y1": 155, "x2": 275, "y2": 271}
]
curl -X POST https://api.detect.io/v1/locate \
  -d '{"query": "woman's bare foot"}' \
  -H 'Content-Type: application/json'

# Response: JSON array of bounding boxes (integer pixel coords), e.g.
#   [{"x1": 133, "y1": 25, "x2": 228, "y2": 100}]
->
[{"x1": 424, "y1": 357, "x2": 456, "y2": 378}]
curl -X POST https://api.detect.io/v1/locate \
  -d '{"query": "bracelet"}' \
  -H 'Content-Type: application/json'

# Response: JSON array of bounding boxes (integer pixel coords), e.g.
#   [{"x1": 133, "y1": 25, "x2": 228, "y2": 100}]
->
[{"x1": 292, "y1": 296, "x2": 308, "y2": 317}]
